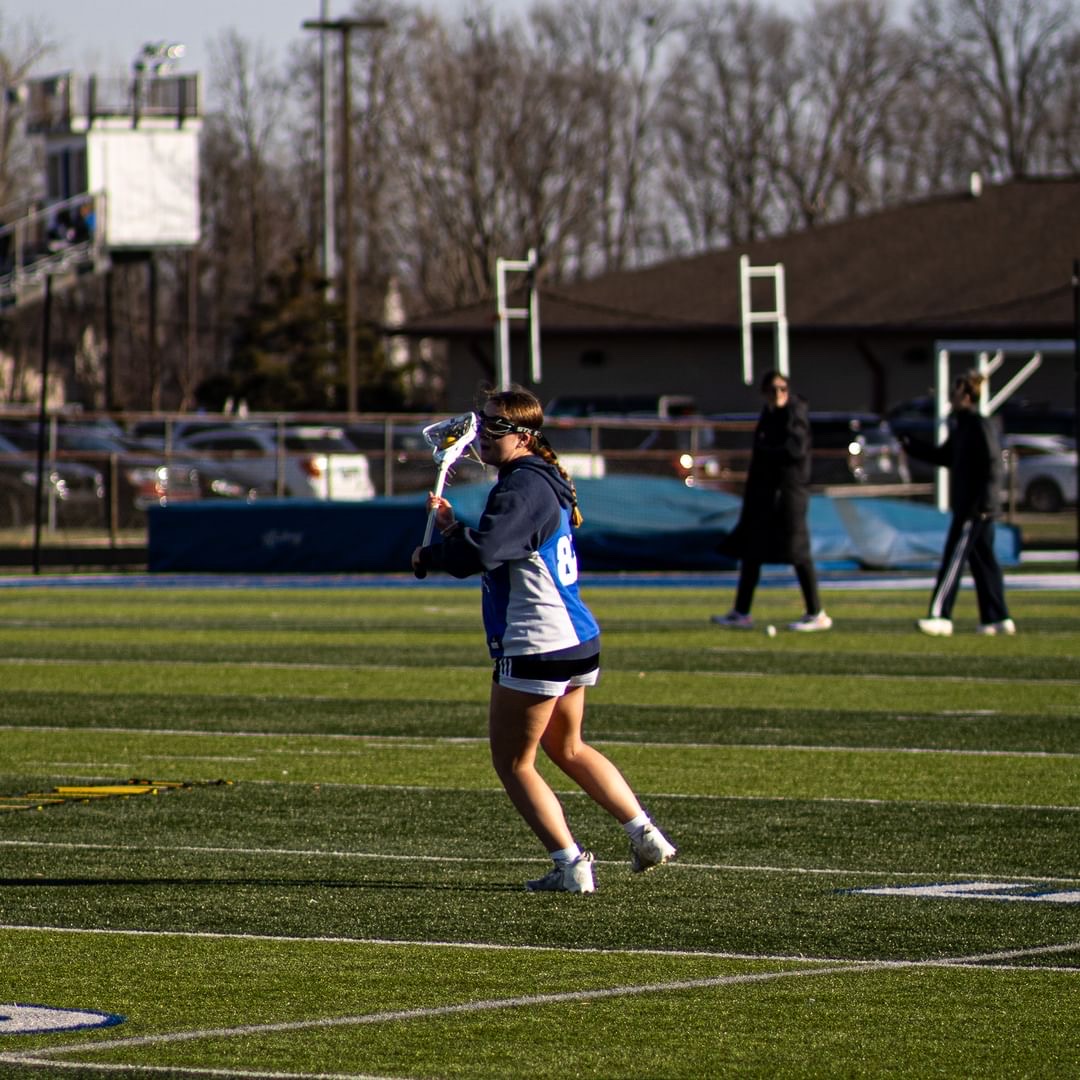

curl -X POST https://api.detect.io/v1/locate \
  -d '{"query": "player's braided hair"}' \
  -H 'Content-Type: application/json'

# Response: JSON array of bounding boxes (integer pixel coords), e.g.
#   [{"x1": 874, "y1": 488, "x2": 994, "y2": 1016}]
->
[{"x1": 484, "y1": 386, "x2": 584, "y2": 527}]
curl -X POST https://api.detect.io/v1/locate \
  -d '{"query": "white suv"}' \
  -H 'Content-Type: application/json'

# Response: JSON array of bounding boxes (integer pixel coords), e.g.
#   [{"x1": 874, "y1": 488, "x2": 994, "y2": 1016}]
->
[{"x1": 178, "y1": 425, "x2": 375, "y2": 501}]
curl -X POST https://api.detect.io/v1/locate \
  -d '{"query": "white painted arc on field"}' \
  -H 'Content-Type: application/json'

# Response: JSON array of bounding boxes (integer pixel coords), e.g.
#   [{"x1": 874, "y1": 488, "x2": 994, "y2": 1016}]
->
[
  {"x1": 4, "y1": 941, "x2": 1077, "y2": 1068},
  {"x1": 0, "y1": 965, "x2": 987, "y2": 1063},
  {"x1": 2, "y1": 922, "x2": 1078, "y2": 971},
  {"x1": 0, "y1": 1059, "x2": 385, "y2": 1079},
  {"x1": 0, "y1": 1004, "x2": 122, "y2": 1035},
  {"x1": 3, "y1": 655, "x2": 1079, "y2": 690},
  {"x1": 851, "y1": 881, "x2": 1080, "y2": 903},
  {"x1": 0, "y1": 920, "x2": 909, "y2": 962}
]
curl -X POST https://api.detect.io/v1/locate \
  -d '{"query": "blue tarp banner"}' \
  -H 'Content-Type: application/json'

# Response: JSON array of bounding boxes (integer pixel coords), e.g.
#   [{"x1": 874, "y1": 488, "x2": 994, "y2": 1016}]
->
[{"x1": 148, "y1": 476, "x2": 1020, "y2": 573}]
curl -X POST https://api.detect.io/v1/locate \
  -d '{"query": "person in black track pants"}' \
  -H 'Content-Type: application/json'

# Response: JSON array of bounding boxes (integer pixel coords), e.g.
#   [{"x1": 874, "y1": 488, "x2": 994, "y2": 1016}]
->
[{"x1": 900, "y1": 369, "x2": 1015, "y2": 637}]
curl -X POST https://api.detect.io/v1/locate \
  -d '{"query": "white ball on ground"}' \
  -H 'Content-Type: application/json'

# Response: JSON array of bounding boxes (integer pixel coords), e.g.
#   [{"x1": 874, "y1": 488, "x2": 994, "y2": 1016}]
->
[{"x1": 765, "y1": 625, "x2": 777, "y2": 638}]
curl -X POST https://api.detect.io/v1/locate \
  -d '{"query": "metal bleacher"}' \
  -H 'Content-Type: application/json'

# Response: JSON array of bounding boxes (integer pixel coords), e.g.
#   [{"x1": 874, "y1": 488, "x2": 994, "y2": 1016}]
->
[{"x1": 0, "y1": 193, "x2": 107, "y2": 308}]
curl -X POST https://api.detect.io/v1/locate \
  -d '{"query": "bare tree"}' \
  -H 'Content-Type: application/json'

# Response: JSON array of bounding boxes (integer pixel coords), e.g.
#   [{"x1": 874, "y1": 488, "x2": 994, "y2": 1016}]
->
[
  {"x1": 657, "y1": 1, "x2": 796, "y2": 251},
  {"x1": 1044, "y1": 25, "x2": 1080, "y2": 172},
  {"x1": 911, "y1": 0, "x2": 1076, "y2": 179},
  {"x1": 529, "y1": 0, "x2": 674, "y2": 273},
  {"x1": 0, "y1": 16, "x2": 53, "y2": 214},
  {"x1": 334, "y1": 3, "x2": 419, "y2": 310},
  {"x1": 207, "y1": 29, "x2": 295, "y2": 305},
  {"x1": 774, "y1": 0, "x2": 917, "y2": 229},
  {"x1": 388, "y1": 11, "x2": 531, "y2": 309}
]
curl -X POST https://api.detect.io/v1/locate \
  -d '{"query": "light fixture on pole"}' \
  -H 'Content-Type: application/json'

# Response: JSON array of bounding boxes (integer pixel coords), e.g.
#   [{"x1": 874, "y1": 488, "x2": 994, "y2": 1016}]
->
[
  {"x1": 301, "y1": 15, "x2": 388, "y2": 414},
  {"x1": 131, "y1": 41, "x2": 185, "y2": 127}
]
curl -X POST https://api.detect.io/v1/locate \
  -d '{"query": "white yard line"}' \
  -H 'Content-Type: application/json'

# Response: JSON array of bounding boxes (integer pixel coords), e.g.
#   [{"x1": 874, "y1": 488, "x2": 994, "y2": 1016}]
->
[
  {"x1": 0, "y1": 1065, "x2": 388, "y2": 1079},
  {"x1": 1, "y1": 924, "x2": 1078, "y2": 966},
  {"x1": 3, "y1": 655, "x2": 1079, "y2": 688},
  {"x1": 2, "y1": 840, "x2": 1079, "y2": 885},
  {"x1": 4, "y1": 723, "x2": 1080, "y2": 761},
  {"x1": 4, "y1": 772, "x2": 1079, "y2": 815}
]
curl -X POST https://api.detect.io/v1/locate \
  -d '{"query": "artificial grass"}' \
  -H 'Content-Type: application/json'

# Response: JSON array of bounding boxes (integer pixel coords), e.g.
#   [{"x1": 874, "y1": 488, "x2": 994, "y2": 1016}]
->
[
  {"x1": 0, "y1": 583, "x2": 1076, "y2": 1078},
  {"x1": 2, "y1": 931, "x2": 1078, "y2": 1078}
]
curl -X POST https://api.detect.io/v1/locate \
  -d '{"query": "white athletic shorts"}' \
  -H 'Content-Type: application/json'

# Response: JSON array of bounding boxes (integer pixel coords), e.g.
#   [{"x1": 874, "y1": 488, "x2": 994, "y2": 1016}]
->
[{"x1": 492, "y1": 651, "x2": 600, "y2": 698}]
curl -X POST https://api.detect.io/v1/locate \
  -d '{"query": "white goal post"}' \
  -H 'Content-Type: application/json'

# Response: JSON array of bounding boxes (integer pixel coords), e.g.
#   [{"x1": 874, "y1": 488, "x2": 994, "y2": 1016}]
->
[{"x1": 494, "y1": 248, "x2": 541, "y2": 391}]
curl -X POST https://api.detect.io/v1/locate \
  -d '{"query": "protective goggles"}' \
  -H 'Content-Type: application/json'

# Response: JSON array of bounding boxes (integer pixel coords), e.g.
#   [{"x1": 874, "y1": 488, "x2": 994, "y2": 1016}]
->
[{"x1": 476, "y1": 412, "x2": 539, "y2": 439}]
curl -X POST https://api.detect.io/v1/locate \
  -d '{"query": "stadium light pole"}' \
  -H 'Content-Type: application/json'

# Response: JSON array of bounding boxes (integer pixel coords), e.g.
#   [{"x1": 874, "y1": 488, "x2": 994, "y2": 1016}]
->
[
  {"x1": 315, "y1": 2, "x2": 336, "y2": 300},
  {"x1": 302, "y1": 14, "x2": 388, "y2": 414}
]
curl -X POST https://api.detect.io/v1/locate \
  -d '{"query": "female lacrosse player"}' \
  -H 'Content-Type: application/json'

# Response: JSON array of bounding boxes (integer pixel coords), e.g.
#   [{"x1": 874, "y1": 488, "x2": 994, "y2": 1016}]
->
[{"x1": 412, "y1": 387, "x2": 676, "y2": 893}]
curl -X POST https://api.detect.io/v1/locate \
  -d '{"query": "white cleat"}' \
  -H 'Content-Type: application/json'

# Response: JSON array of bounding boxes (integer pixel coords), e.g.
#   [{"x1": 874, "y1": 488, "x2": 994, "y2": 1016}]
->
[
  {"x1": 917, "y1": 617, "x2": 953, "y2": 637},
  {"x1": 629, "y1": 824, "x2": 677, "y2": 873},
  {"x1": 977, "y1": 618, "x2": 1016, "y2": 636},
  {"x1": 788, "y1": 611, "x2": 833, "y2": 632},
  {"x1": 526, "y1": 851, "x2": 596, "y2": 893}
]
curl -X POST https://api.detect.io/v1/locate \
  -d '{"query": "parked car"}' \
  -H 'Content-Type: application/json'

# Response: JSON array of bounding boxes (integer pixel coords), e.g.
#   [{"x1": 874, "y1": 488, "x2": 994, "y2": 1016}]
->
[
  {"x1": 0, "y1": 422, "x2": 202, "y2": 526},
  {"x1": 888, "y1": 397, "x2": 1077, "y2": 483},
  {"x1": 126, "y1": 416, "x2": 256, "y2": 450},
  {"x1": 677, "y1": 412, "x2": 910, "y2": 490},
  {"x1": 177, "y1": 425, "x2": 376, "y2": 501},
  {"x1": 808, "y1": 413, "x2": 911, "y2": 486},
  {"x1": 1002, "y1": 434, "x2": 1077, "y2": 513},
  {"x1": 0, "y1": 431, "x2": 105, "y2": 528}
]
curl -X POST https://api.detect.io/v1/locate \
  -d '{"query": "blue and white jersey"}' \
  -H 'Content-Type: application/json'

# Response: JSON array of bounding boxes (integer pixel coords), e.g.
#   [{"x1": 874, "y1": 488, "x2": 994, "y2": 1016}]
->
[
  {"x1": 422, "y1": 456, "x2": 599, "y2": 659},
  {"x1": 482, "y1": 504, "x2": 599, "y2": 657}
]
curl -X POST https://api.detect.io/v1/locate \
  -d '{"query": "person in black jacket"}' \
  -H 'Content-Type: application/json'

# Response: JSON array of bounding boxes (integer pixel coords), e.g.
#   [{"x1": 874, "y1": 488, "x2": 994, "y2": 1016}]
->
[
  {"x1": 900, "y1": 370, "x2": 1015, "y2": 637},
  {"x1": 712, "y1": 370, "x2": 831, "y2": 632}
]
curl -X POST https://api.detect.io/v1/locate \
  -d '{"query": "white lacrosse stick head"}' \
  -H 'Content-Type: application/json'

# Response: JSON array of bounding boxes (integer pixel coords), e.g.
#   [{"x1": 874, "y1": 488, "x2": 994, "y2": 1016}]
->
[
  {"x1": 415, "y1": 412, "x2": 481, "y2": 569},
  {"x1": 422, "y1": 412, "x2": 479, "y2": 470}
]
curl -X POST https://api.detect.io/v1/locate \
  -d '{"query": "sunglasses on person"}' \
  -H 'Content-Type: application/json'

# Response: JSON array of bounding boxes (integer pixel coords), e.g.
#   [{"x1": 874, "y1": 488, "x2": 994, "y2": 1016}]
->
[{"x1": 476, "y1": 412, "x2": 538, "y2": 438}]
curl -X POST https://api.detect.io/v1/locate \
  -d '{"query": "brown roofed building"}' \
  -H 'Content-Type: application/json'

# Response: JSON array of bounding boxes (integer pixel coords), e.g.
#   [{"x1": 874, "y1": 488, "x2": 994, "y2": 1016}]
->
[{"x1": 401, "y1": 177, "x2": 1078, "y2": 416}]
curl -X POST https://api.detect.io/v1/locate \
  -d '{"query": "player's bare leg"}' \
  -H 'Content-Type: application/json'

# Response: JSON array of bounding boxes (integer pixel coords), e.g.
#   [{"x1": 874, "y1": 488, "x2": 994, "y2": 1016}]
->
[
  {"x1": 539, "y1": 686, "x2": 642, "y2": 823},
  {"x1": 488, "y1": 682, "x2": 575, "y2": 852}
]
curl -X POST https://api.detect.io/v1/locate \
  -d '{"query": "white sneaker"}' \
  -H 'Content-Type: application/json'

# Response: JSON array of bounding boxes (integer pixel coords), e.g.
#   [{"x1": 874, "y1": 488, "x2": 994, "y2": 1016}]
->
[
  {"x1": 711, "y1": 610, "x2": 753, "y2": 629},
  {"x1": 917, "y1": 617, "x2": 953, "y2": 637},
  {"x1": 788, "y1": 611, "x2": 833, "y2": 632},
  {"x1": 629, "y1": 824, "x2": 677, "y2": 873},
  {"x1": 526, "y1": 851, "x2": 596, "y2": 893},
  {"x1": 977, "y1": 618, "x2": 1016, "y2": 636}
]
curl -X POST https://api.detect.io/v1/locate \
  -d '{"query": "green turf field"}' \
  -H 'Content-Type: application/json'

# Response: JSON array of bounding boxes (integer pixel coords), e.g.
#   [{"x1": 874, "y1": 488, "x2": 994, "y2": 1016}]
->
[{"x1": 0, "y1": 580, "x2": 1077, "y2": 1078}]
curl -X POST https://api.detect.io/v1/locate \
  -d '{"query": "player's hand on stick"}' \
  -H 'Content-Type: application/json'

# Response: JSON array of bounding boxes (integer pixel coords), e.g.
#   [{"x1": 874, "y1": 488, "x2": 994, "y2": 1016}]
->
[
  {"x1": 415, "y1": 495, "x2": 456, "y2": 579},
  {"x1": 416, "y1": 412, "x2": 477, "y2": 579},
  {"x1": 428, "y1": 493, "x2": 455, "y2": 533}
]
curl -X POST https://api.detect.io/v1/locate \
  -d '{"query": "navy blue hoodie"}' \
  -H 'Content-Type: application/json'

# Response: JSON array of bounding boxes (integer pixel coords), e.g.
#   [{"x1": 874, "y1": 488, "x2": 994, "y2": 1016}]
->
[{"x1": 418, "y1": 456, "x2": 600, "y2": 658}]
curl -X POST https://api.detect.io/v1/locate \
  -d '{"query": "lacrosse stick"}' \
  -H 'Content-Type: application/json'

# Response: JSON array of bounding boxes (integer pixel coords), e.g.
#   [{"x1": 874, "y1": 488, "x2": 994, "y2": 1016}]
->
[{"x1": 414, "y1": 411, "x2": 479, "y2": 578}]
